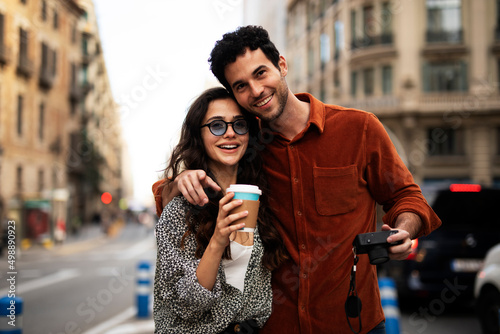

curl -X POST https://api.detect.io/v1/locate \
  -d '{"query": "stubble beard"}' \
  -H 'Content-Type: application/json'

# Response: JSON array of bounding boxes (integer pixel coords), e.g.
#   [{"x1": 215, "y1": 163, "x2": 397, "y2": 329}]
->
[{"x1": 254, "y1": 78, "x2": 289, "y2": 124}]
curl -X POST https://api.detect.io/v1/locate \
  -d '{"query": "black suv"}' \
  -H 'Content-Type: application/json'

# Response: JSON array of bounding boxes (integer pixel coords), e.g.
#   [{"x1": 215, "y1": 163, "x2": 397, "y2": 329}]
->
[{"x1": 384, "y1": 184, "x2": 500, "y2": 301}]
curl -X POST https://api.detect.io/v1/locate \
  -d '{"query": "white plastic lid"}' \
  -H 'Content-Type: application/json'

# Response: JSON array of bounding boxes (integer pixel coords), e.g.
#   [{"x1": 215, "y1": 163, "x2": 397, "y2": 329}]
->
[{"x1": 226, "y1": 184, "x2": 262, "y2": 195}]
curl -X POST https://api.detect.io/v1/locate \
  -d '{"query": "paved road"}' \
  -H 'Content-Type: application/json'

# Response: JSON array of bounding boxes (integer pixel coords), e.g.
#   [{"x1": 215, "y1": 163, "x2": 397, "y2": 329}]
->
[{"x1": 0, "y1": 222, "x2": 156, "y2": 334}]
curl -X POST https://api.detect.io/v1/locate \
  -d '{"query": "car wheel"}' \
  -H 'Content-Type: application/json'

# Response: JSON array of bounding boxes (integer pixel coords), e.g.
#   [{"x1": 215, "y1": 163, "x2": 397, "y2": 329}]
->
[{"x1": 477, "y1": 287, "x2": 500, "y2": 334}]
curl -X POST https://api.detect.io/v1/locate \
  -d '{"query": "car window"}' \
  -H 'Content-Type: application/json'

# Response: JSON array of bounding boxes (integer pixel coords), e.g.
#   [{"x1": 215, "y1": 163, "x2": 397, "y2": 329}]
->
[{"x1": 431, "y1": 189, "x2": 500, "y2": 232}]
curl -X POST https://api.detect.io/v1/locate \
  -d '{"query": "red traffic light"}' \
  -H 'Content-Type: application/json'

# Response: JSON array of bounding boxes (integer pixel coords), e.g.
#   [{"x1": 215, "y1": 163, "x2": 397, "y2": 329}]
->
[{"x1": 101, "y1": 192, "x2": 112, "y2": 204}]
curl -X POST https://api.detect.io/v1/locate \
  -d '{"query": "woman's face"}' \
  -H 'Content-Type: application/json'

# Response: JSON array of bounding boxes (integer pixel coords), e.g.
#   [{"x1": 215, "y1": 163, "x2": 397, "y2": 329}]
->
[{"x1": 201, "y1": 98, "x2": 249, "y2": 171}]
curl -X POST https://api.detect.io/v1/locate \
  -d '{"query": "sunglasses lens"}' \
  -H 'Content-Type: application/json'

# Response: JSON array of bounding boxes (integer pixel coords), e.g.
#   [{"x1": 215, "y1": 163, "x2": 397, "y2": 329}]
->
[
  {"x1": 209, "y1": 121, "x2": 226, "y2": 136},
  {"x1": 233, "y1": 120, "x2": 249, "y2": 135}
]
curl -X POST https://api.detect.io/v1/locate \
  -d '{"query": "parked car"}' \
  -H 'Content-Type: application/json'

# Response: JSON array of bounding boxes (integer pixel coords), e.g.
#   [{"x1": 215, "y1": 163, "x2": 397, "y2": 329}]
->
[
  {"x1": 384, "y1": 184, "x2": 500, "y2": 302},
  {"x1": 475, "y1": 243, "x2": 500, "y2": 334}
]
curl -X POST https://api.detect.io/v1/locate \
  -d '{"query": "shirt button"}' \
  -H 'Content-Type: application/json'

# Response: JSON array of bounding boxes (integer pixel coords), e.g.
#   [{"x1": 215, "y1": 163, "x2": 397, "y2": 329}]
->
[
  {"x1": 302, "y1": 273, "x2": 307, "y2": 279},
  {"x1": 300, "y1": 305, "x2": 305, "y2": 311},
  {"x1": 297, "y1": 211, "x2": 302, "y2": 216},
  {"x1": 301, "y1": 244, "x2": 306, "y2": 250},
  {"x1": 290, "y1": 145, "x2": 294, "y2": 149},
  {"x1": 294, "y1": 177, "x2": 299, "y2": 183}
]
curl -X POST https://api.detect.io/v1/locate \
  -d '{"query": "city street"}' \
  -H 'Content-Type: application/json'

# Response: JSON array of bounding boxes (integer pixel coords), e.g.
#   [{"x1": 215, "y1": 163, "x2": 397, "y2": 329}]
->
[
  {"x1": 0, "y1": 222, "x2": 156, "y2": 334},
  {"x1": 0, "y1": 221, "x2": 484, "y2": 334}
]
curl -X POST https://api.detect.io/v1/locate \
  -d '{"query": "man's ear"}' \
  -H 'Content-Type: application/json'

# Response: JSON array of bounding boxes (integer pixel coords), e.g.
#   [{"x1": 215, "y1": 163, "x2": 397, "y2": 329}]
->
[{"x1": 278, "y1": 55, "x2": 288, "y2": 77}]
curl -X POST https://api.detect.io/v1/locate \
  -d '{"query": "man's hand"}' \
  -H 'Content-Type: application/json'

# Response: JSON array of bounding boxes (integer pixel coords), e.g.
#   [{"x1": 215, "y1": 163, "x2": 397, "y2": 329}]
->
[
  {"x1": 383, "y1": 212, "x2": 422, "y2": 260},
  {"x1": 162, "y1": 170, "x2": 221, "y2": 207}
]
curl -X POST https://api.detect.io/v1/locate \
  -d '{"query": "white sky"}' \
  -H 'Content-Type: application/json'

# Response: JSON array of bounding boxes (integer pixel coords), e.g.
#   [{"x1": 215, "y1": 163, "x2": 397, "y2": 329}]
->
[{"x1": 93, "y1": 0, "x2": 244, "y2": 207}]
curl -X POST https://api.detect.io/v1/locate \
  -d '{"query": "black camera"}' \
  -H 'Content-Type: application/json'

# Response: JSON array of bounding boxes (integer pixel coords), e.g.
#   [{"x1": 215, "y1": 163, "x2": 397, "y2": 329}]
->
[{"x1": 353, "y1": 230, "x2": 403, "y2": 265}]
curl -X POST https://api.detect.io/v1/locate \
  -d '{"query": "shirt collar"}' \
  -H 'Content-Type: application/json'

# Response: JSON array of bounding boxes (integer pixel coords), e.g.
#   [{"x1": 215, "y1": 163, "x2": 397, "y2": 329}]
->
[{"x1": 295, "y1": 92, "x2": 325, "y2": 134}]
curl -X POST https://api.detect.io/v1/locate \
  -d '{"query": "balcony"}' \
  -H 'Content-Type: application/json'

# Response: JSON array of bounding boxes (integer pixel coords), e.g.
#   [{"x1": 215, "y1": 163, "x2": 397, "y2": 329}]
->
[
  {"x1": 69, "y1": 85, "x2": 81, "y2": 102},
  {"x1": 39, "y1": 68, "x2": 55, "y2": 89},
  {"x1": 82, "y1": 52, "x2": 92, "y2": 65},
  {"x1": 16, "y1": 56, "x2": 34, "y2": 78},
  {"x1": 426, "y1": 29, "x2": 463, "y2": 44},
  {"x1": 418, "y1": 93, "x2": 500, "y2": 113},
  {"x1": 81, "y1": 81, "x2": 93, "y2": 95},
  {"x1": 351, "y1": 33, "x2": 393, "y2": 50}
]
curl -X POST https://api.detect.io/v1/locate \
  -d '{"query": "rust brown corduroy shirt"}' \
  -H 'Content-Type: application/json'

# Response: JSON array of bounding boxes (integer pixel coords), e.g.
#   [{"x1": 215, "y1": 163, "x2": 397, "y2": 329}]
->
[{"x1": 153, "y1": 93, "x2": 441, "y2": 334}]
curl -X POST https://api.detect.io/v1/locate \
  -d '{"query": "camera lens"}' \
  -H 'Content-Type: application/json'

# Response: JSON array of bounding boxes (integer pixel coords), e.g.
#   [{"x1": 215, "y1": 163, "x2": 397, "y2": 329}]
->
[{"x1": 368, "y1": 246, "x2": 389, "y2": 265}]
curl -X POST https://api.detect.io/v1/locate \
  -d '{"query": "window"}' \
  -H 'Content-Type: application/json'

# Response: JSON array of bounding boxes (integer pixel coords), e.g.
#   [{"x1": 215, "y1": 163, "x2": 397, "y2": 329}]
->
[
  {"x1": 351, "y1": 10, "x2": 357, "y2": 47},
  {"x1": 307, "y1": 2, "x2": 316, "y2": 29},
  {"x1": 363, "y1": 5, "x2": 375, "y2": 40},
  {"x1": 17, "y1": 95, "x2": 23, "y2": 136},
  {"x1": 382, "y1": 65, "x2": 393, "y2": 95},
  {"x1": 82, "y1": 36, "x2": 89, "y2": 56},
  {"x1": 423, "y1": 61, "x2": 468, "y2": 92},
  {"x1": 40, "y1": 43, "x2": 56, "y2": 88},
  {"x1": 320, "y1": 79, "x2": 326, "y2": 102},
  {"x1": 41, "y1": 42, "x2": 49, "y2": 73},
  {"x1": 39, "y1": 103, "x2": 44, "y2": 140},
  {"x1": 53, "y1": 9, "x2": 58, "y2": 29},
  {"x1": 427, "y1": 127, "x2": 465, "y2": 156},
  {"x1": 334, "y1": 20, "x2": 344, "y2": 60},
  {"x1": 497, "y1": 127, "x2": 500, "y2": 155},
  {"x1": 71, "y1": 23, "x2": 77, "y2": 44},
  {"x1": 320, "y1": 33, "x2": 330, "y2": 68},
  {"x1": 52, "y1": 49, "x2": 57, "y2": 76},
  {"x1": 52, "y1": 167, "x2": 58, "y2": 188},
  {"x1": 363, "y1": 68, "x2": 374, "y2": 96},
  {"x1": 0, "y1": 13, "x2": 4, "y2": 49},
  {"x1": 381, "y1": 2, "x2": 393, "y2": 43},
  {"x1": 38, "y1": 169, "x2": 44, "y2": 192},
  {"x1": 308, "y1": 42, "x2": 315, "y2": 77},
  {"x1": 426, "y1": 0, "x2": 462, "y2": 43},
  {"x1": 351, "y1": 71, "x2": 358, "y2": 97},
  {"x1": 82, "y1": 65, "x2": 88, "y2": 84},
  {"x1": 16, "y1": 166, "x2": 23, "y2": 192},
  {"x1": 41, "y1": 0, "x2": 47, "y2": 21},
  {"x1": 496, "y1": 0, "x2": 500, "y2": 40},
  {"x1": 19, "y1": 28, "x2": 28, "y2": 61}
]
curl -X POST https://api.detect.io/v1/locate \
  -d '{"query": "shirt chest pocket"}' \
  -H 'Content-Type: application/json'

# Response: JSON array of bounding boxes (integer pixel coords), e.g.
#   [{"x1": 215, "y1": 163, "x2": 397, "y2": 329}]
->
[{"x1": 313, "y1": 165, "x2": 358, "y2": 216}]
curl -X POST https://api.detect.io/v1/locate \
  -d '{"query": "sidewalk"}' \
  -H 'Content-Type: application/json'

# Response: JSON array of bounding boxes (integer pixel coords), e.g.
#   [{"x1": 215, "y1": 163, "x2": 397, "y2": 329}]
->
[{"x1": 18, "y1": 223, "x2": 108, "y2": 259}]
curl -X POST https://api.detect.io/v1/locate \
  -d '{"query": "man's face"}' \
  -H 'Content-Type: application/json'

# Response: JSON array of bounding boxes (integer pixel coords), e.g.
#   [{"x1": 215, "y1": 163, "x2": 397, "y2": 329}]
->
[{"x1": 224, "y1": 48, "x2": 289, "y2": 124}]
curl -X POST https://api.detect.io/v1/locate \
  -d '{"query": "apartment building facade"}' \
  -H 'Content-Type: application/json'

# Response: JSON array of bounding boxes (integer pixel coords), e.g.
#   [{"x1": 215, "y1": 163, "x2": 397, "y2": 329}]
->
[
  {"x1": 0, "y1": 0, "x2": 123, "y2": 243},
  {"x1": 247, "y1": 0, "x2": 500, "y2": 191}
]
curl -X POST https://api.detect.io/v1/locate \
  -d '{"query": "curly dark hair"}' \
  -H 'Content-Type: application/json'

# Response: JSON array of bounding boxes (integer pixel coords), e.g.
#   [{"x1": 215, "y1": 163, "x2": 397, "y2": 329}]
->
[
  {"x1": 162, "y1": 87, "x2": 287, "y2": 271},
  {"x1": 209, "y1": 25, "x2": 281, "y2": 92}
]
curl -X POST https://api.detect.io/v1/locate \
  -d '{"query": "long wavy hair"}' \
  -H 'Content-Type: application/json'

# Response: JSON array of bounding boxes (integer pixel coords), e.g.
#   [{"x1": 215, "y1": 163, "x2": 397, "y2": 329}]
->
[{"x1": 162, "y1": 87, "x2": 287, "y2": 271}]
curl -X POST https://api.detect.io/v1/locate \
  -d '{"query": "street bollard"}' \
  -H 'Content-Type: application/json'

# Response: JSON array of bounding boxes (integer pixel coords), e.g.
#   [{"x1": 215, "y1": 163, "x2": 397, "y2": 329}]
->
[
  {"x1": 0, "y1": 295, "x2": 23, "y2": 334},
  {"x1": 378, "y1": 277, "x2": 401, "y2": 334},
  {"x1": 136, "y1": 261, "x2": 152, "y2": 318}
]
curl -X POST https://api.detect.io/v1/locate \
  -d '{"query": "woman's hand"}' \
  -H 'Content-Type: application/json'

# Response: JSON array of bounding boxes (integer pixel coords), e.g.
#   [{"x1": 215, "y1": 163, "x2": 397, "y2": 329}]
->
[
  {"x1": 210, "y1": 192, "x2": 248, "y2": 250},
  {"x1": 196, "y1": 192, "x2": 248, "y2": 291}
]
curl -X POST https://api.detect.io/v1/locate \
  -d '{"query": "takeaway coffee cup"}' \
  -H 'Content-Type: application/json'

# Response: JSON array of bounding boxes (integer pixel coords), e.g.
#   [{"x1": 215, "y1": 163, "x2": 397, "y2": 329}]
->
[{"x1": 226, "y1": 184, "x2": 262, "y2": 232}]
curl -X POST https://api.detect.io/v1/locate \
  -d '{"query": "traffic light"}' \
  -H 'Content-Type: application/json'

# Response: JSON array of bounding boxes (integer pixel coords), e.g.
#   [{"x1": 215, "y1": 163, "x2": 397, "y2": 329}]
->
[{"x1": 101, "y1": 192, "x2": 112, "y2": 204}]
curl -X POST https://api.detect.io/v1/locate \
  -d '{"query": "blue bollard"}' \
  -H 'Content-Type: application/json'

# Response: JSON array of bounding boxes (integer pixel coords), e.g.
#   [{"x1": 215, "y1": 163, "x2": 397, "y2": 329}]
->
[
  {"x1": 0, "y1": 295, "x2": 23, "y2": 334},
  {"x1": 136, "y1": 261, "x2": 152, "y2": 318},
  {"x1": 379, "y1": 277, "x2": 401, "y2": 334}
]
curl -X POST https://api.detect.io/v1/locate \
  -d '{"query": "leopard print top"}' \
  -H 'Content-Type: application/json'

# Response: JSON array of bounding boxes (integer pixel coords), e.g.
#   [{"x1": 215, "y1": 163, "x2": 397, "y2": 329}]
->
[{"x1": 153, "y1": 196, "x2": 272, "y2": 334}]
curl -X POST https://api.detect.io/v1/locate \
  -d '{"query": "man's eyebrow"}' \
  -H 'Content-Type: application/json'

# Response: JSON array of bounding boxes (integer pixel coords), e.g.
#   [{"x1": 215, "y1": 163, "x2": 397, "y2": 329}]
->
[
  {"x1": 231, "y1": 65, "x2": 268, "y2": 90},
  {"x1": 252, "y1": 65, "x2": 267, "y2": 76}
]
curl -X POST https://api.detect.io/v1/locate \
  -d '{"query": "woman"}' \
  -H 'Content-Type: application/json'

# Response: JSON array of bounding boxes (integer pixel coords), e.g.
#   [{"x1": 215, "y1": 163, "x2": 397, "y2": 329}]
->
[{"x1": 153, "y1": 87, "x2": 287, "y2": 334}]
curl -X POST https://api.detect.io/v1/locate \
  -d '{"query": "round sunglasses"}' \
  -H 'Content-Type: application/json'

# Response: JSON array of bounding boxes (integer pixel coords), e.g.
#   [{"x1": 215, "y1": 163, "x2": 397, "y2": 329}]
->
[{"x1": 200, "y1": 119, "x2": 249, "y2": 136}]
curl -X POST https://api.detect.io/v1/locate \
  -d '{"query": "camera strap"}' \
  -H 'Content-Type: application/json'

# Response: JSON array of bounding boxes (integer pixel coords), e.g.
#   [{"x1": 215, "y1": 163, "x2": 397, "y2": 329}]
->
[{"x1": 345, "y1": 247, "x2": 362, "y2": 334}]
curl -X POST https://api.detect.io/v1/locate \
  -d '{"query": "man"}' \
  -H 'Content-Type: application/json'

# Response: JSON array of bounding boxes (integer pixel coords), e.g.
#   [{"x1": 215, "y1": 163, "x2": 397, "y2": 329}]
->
[{"x1": 154, "y1": 26, "x2": 441, "y2": 333}]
